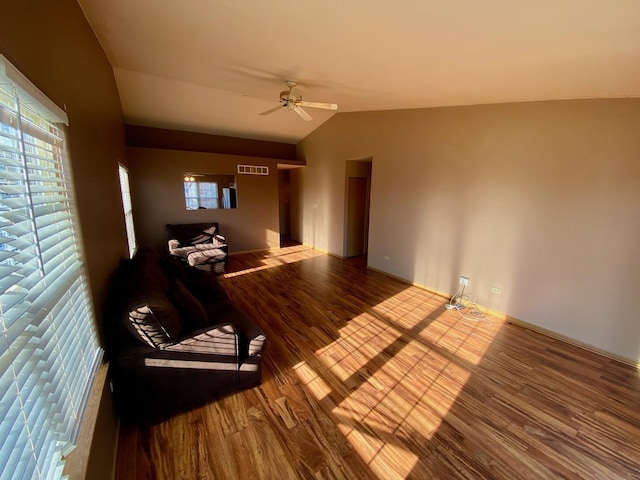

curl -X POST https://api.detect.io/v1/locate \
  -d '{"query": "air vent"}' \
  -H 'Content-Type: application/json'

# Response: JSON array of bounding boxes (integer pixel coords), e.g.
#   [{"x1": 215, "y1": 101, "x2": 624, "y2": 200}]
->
[{"x1": 238, "y1": 164, "x2": 269, "y2": 176}]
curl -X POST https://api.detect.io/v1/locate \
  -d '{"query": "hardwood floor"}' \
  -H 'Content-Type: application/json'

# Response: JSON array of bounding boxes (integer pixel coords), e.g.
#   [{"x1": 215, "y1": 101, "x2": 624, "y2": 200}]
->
[{"x1": 115, "y1": 246, "x2": 640, "y2": 479}]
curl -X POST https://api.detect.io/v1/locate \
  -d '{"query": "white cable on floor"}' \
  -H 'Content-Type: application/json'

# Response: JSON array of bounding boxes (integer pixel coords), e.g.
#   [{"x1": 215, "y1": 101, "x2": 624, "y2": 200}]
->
[{"x1": 445, "y1": 285, "x2": 493, "y2": 322}]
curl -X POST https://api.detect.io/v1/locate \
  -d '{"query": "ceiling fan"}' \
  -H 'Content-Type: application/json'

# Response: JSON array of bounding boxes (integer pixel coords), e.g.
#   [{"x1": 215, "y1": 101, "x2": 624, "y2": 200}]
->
[{"x1": 259, "y1": 81, "x2": 338, "y2": 121}]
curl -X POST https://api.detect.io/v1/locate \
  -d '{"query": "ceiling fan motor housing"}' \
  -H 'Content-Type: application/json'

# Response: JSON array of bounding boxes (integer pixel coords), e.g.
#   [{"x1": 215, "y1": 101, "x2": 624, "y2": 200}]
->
[
  {"x1": 259, "y1": 81, "x2": 336, "y2": 119},
  {"x1": 280, "y1": 89, "x2": 301, "y2": 109}
]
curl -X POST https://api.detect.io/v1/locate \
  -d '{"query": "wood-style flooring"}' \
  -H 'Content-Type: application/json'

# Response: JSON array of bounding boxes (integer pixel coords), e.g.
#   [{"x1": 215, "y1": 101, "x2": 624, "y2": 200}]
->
[{"x1": 115, "y1": 246, "x2": 640, "y2": 479}]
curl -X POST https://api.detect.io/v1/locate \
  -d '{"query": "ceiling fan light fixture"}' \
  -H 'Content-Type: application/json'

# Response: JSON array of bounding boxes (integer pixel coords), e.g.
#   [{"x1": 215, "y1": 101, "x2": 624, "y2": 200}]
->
[{"x1": 260, "y1": 81, "x2": 338, "y2": 121}]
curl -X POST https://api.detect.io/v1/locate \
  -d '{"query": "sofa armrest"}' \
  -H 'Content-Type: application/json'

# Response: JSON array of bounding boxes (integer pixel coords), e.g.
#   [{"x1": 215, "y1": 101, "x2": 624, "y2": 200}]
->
[
  {"x1": 163, "y1": 323, "x2": 238, "y2": 356},
  {"x1": 233, "y1": 318, "x2": 266, "y2": 357},
  {"x1": 248, "y1": 333, "x2": 266, "y2": 357}
]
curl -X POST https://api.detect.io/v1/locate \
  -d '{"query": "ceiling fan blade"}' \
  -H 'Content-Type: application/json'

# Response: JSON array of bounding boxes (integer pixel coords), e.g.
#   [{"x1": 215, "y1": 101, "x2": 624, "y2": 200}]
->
[
  {"x1": 259, "y1": 105, "x2": 284, "y2": 116},
  {"x1": 298, "y1": 101, "x2": 338, "y2": 111},
  {"x1": 294, "y1": 106, "x2": 312, "y2": 121}
]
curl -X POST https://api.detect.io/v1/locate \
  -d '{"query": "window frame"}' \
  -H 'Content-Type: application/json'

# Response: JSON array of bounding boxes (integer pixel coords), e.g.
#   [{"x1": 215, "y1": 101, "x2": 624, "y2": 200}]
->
[
  {"x1": 118, "y1": 163, "x2": 137, "y2": 258},
  {"x1": 184, "y1": 178, "x2": 219, "y2": 210},
  {"x1": 0, "y1": 55, "x2": 102, "y2": 480}
]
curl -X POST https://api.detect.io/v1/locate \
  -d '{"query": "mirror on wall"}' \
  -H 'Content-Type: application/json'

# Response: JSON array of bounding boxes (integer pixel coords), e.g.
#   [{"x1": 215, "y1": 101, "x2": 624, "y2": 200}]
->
[{"x1": 183, "y1": 173, "x2": 237, "y2": 209}]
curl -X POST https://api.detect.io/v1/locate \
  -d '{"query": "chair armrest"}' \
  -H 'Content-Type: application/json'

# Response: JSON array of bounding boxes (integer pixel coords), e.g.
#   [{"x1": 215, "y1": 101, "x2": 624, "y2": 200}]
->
[
  {"x1": 168, "y1": 239, "x2": 181, "y2": 255},
  {"x1": 163, "y1": 323, "x2": 238, "y2": 356},
  {"x1": 211, "y1": 235, "x2": 227, "y2": 249}
]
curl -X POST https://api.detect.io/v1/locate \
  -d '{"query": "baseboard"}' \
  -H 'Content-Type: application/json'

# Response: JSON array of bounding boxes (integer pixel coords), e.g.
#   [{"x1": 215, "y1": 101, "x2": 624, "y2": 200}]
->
[
  {"x1": 366, "y1": 265, "x2": 638, "y2": 369},
  {"x1": 228, "y1": 248, "x2": 270, "y2": 256},
  {"x1": 300, "y1": 244, "x2": 346, "y2": 259},
  {"x1": 504, "y1": 316, "x2": 638, "y2": 368}
]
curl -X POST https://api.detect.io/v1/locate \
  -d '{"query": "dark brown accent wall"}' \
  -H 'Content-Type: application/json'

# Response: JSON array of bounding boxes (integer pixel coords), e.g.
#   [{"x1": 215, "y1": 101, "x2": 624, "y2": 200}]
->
[
  {"x1": 126, "y1": 124, "x2": 297, "y2": 160},
  {"x1": 1, "y1": 1, "x2": 128, "y2": 478}
]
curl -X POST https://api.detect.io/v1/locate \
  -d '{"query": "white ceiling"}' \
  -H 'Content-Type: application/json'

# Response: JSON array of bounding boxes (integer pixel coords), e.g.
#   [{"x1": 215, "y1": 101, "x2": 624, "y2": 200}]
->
[{"x1": 78, "y1": 0, "x2": 640, "y2": 144}]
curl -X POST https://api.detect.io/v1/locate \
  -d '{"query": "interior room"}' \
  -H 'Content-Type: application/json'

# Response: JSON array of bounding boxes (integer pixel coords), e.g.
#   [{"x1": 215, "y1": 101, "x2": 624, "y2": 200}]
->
[{"x1": 1, "y1": 1, "x2": 639, "y2": 479}]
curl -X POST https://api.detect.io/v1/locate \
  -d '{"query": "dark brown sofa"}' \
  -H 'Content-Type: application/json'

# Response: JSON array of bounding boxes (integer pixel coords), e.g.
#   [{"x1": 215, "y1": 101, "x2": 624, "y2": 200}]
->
[{"x1": 109, "y1": 247, "x2": 265, "y2": 423}]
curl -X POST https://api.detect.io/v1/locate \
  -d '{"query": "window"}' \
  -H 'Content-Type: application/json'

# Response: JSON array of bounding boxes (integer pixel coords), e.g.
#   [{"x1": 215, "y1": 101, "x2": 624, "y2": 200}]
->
[
  {"x1": 184, "y1": 176, "x2": 218, "y2": 209},
  {"x1": 182, "y1": 173, "x2": 237, "y2": 210},
  {"x1": 0, "y1": 56, "x2": 102, "y2": 479},
  {"x1": 118, "y1": 164, "x2": 136, "y2": 258}
]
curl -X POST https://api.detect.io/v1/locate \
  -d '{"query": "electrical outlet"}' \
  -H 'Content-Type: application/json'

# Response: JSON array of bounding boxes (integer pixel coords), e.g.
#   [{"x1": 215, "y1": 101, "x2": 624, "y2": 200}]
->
[
  {"x1": 491, "y1": 287, "x2": 502, "y2": 295},
  {"x1": 383, "y1": 255, "x2": 389, "y2": 261},
  {"x1": 459, "y1": 276, "x2": 469, "y2": 286}
]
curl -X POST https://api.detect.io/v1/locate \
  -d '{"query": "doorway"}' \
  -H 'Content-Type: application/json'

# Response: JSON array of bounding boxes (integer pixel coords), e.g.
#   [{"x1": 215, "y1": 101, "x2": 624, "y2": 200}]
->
[
  {"x1": 278, "y1": 167, "x2": 303, "y2": 247},
  {"x1": 345, "y1": 159, "x2": 372, "y2": 258},
  {"x1": 278, "y1": 168, "x2": 291, "y2": 246}
]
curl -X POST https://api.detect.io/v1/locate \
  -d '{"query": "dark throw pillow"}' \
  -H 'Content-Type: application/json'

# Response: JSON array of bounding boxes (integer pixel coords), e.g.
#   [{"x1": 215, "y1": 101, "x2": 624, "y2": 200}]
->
[
  {"x1": 169, "y1": 276, "x2": 209, "y2": 330},
  {"x1": 160, "y1": 255, "x2": 187, "y2": 283},
  {"x1": 124, "y1": 284, "x2": 183, "y2": 347},
  {"x1": 123, "y1": 248, "x2": 183, "y2": 347}
]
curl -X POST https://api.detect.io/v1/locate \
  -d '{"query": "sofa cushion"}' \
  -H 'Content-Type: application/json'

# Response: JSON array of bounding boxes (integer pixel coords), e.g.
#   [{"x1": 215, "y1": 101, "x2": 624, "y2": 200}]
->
[
  {"x1": 184, "y1": 268, "x2": 229, "y2": 303},
  {"x1": 131, "y1": 247, "x2": 170, "y2": 291},
  {"x1": 160, "y1": 255, "x2": 188, "y2": 283},
  {"x1": 169, "y1": 276, "x2": 209, "y2": 330},
  {"x1": 124, "y1": 248, "x2": 183, "y2": 347}
]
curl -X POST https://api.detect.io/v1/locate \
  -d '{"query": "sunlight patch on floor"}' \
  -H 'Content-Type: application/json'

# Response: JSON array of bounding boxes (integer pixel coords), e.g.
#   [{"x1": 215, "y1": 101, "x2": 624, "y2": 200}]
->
[
  {"x1": 299, "y1": 288, "x2": 501, "y2": 478},
  {"x1": 292, "y1": 360, "x2": 332, "y2": 400},
  {"x1": 338, "y1": 425, "x2": 418, "y2": 480},
  {"x1": 224, "y1": 246, "x2": 323, "y2": 278},
  {"x1": 315, "y1": 311, "x2": 403, "y2": 385}
]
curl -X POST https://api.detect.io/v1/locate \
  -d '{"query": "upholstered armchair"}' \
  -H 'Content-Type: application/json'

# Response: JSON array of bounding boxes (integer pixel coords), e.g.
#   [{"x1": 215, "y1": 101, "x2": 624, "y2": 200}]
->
[{"x1": 167, "y1": 222, "x2": 229, "y2": 273}]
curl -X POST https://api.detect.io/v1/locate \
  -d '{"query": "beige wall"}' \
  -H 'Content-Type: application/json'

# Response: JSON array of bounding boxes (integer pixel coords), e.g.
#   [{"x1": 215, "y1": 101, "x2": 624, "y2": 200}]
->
[
  {"x1": 1, "y1": 1, "x2": 128, "y2": 478},
  {"x1": 128, "y1": 147, "x2": 281, "y2": 253},
  {"x1": 295, "y1": 99, "x2": 640, "y2": 362}
]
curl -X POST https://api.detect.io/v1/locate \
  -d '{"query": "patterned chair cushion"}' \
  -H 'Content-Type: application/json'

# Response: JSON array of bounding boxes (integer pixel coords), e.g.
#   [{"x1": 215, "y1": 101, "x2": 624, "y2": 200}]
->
[{"x1": 187, "y1": 248, "x2": 227, "y2": 267}]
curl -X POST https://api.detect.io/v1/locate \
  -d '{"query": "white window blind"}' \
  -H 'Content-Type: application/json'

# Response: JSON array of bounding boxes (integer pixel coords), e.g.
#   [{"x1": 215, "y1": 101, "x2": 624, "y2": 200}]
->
[
  {"x1": 118, "y1": 164, "x2": 136, "y2": 258},
  {"x1": 0, "y1": 56, "x2": 102, "y2": 480}
]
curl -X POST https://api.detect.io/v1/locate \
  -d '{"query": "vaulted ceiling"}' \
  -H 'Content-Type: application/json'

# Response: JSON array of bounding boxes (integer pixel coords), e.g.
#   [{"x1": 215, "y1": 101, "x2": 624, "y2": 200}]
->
[{"x1": 78, "y1": 0, "x2": 640, "y2": 144}]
